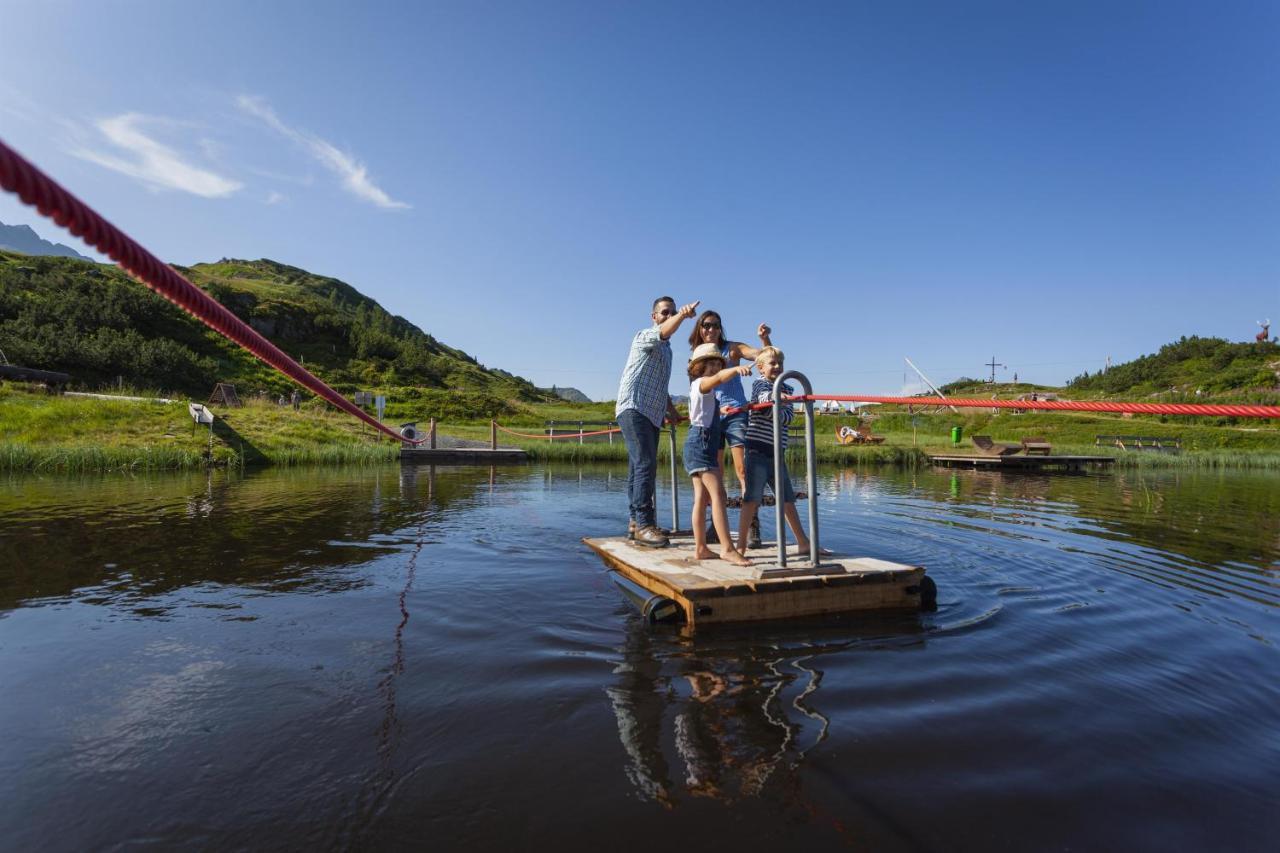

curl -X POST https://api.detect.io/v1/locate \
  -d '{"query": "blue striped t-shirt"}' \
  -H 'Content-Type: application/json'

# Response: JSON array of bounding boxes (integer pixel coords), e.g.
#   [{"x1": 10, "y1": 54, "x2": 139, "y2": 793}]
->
[{"x1": 745, "y1": 378, "x2": 793, "y2": 451}]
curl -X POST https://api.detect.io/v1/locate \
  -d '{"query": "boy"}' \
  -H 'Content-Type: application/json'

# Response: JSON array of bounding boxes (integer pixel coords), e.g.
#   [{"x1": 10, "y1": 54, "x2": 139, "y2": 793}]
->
[{"x1": 737, "y1": 347, "x2": 815, "y2": 555}]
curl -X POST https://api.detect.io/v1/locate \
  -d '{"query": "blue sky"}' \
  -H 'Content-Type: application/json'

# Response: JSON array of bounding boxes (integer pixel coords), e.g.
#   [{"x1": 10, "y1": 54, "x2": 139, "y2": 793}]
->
[{"x1": 1, "y1": 0, "x2": 1276, "y2": 400}]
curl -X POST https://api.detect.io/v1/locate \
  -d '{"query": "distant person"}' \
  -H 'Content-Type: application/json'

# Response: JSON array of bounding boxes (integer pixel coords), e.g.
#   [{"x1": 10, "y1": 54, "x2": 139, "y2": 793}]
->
[
  {"x1": 737, "y1": 347, "x2": 819, "y2": 555},
  {"x1": 290, "y1": 389, "x2": 301, "y2": 411},
  {"x1": 616, "y1": 296, "x2": 699, "y2": 547},
  {"x1": 688, "y1": 309, "x2": 772, "y2": 546},
  {"x1": 684, "y1": 344, "x2": 753, "y2": 566}
]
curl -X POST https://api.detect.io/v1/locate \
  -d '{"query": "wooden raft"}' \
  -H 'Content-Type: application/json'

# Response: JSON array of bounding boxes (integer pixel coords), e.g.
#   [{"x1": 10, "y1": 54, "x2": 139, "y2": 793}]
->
[{"x1": 584, "y1": 534, "x2": 926, "y2": 628}]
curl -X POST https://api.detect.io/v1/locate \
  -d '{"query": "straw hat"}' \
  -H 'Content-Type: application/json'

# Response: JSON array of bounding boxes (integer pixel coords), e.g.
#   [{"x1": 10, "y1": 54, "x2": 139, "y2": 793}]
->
[{"x1": 689, "y1": 343, "x2": 725, "y2": 368}]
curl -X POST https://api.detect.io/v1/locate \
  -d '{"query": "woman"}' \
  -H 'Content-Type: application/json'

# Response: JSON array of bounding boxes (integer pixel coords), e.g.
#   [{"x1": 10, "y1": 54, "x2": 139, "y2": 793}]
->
[{"x1": 688, "y1": 310, "x2": 773, "y2": 546}]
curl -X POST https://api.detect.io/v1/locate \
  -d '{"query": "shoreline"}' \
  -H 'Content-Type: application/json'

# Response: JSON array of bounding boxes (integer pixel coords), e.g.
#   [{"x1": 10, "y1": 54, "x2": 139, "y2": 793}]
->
[{"x1": 4, "y1": 388, "x2": 1279, "y2": 474}]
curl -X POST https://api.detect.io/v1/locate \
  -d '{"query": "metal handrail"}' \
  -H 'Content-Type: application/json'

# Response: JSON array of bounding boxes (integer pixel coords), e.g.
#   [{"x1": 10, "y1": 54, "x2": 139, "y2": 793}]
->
[
  {"x1": 772, "y1": 370, "x2": 819, "y2": 568},
  {"x1": 668, "y1": 421, "x2": 680, "y2": 531}
]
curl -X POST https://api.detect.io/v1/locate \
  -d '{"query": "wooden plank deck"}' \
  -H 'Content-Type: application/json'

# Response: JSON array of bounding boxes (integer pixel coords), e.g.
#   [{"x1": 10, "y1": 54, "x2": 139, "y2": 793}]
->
[
  {"x1": 584, "y1": 534, "x2": 926, "y2": 628},
  {"x1": 928, "y1": 454, "x2": 1114, "y2": 471}
]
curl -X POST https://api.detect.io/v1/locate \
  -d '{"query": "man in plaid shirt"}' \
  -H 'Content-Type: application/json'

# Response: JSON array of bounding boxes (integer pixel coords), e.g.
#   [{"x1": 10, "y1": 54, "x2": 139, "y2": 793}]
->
[{"x1": 615, "y1": 296, "x2": 699, "y2": 547}]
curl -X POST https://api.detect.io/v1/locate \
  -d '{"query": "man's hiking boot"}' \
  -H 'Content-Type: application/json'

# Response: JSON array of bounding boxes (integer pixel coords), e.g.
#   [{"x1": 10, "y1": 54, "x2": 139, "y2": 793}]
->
[
  {"x1": 634, "y1": 525, "x2": 669, "y2": 548},
  {"x1": 629, "y1": 520, "x2": 670, "y2": 540},
  {"x1": 748, "y1": 516, "x2": 763, "y2": 549}
]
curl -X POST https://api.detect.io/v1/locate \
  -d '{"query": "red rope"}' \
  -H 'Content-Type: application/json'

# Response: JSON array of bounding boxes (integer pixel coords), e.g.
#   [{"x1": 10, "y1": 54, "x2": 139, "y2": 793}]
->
[
  {"x1": 0, "y1": 139, "x2": 422, "y2": 444},
  {"x1": 791, "y1": 394, "x2": 1280, "y2": 419},
  {"x1": 5, "y1": 137, "x2": 1276, "y2": 430},
  {"x1": 725, "y1": 395, "x2": 1279, "y2": 418},
  {"x1": 496, "y1": 424, "x2": 622, "y2": 440}
]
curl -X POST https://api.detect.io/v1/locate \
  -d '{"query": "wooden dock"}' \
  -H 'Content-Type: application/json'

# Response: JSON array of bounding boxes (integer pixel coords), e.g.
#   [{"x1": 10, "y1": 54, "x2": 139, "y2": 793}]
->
[
  {"x1": 928, "y1": 454, "x2": 1114, "y2": 472},
  {"x1": 584, "y1": 534, "x2": 928, "y2": 628},
  {"x1": 399, "y1": 447, "x2": 526, "y2": 464}
]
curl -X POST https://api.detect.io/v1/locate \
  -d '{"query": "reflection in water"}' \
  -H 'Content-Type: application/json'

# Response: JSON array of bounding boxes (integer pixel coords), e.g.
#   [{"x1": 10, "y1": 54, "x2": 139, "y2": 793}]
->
[
  {"x1": 608, "y1": 618, "x2": 924, "y2": 807},
  {"x1": 1, "y1": 462, "x2": 1277, "y2": 851}
]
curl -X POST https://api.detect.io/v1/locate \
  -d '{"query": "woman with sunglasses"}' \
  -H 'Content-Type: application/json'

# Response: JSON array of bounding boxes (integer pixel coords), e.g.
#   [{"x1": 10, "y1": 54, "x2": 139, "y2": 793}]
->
[{"x1": 687, "y1": 310, "x2": 773, "y2": 546}]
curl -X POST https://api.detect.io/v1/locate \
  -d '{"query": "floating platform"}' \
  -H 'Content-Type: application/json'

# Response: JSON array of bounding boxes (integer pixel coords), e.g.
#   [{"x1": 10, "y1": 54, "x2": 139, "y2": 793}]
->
[
  {"x1": 399, "y1": 447, "x2": 527, "y2": 464},
  {"x1": 584, "y1": 534, "x2": 929, "y2": 628},
  {"x1": 928, "y1": 454, "x2": 1114, "y2": 472}
]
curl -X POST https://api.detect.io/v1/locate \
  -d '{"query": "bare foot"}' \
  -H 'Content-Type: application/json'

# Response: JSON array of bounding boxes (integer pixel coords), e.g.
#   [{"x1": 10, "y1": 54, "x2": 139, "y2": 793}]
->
[
  {"x1": 796, "y1": 542, "x2": 834, "y2": 556},
  {"x1": 720, "y1": 549, "x2": 752, "y2": 567},
  {"x1": 694, "y1": 548, "x2": 716, "y2": 560}
]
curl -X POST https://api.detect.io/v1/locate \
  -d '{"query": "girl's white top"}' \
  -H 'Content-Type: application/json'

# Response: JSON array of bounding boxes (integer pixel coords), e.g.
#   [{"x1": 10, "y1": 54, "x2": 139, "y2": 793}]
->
[{"x1": 688, "y1": 378, "x2": 718, "y2": 428}]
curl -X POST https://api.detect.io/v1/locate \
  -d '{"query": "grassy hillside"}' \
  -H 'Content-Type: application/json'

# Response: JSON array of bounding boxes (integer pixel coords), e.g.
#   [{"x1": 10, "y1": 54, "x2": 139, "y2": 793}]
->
[
  {"x1": 1067, "y1": 336, "x2": 1280, "y2": 398},
  {"x1": 0, "y1": 251, "x2": 549, "y2": 405}
]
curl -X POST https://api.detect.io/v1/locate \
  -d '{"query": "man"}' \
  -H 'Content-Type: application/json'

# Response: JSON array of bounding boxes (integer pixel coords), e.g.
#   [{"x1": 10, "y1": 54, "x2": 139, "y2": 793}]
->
[{"x1": 616, "y1": 296, "x2": 699, "y2": 547}]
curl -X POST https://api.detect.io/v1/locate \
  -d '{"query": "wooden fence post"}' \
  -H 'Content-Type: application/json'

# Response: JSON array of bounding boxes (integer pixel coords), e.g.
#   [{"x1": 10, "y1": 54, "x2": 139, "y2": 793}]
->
[
  {"x1": 429, "y1": 418, "x2": 437, "y2": 449},
  {"x1": 490, "y1": 420, "x2": 498, "y2": 450}
]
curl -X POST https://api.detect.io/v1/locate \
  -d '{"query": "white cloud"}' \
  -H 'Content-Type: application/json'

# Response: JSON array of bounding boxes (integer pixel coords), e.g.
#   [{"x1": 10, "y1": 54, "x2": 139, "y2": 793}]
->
[
  {"x1": 70, "y1": 113, "x2": 242, "y2": 198},
  {"x1": 265, "y1": 191, "x2": 286, "y2": 205},
  {"x1": 236, "y1": 95, "x2": 409, "y2": 210}
]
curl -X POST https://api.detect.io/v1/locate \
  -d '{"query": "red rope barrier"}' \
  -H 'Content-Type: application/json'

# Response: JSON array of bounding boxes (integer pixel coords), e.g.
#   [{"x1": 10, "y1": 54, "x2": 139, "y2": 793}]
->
[
  {"x1": 0, "y1": 139, "x2": 422, "y2": 444},
  {"x1": 790, "y1": 395, "x2": 1280, "y2": 419},
  {"x1": 495, "y1": 424, "x2": 622, "y2": 440}
]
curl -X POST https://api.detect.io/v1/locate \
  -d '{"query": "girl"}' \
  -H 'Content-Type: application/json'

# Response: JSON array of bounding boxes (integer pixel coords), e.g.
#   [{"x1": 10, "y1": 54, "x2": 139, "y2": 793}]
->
[{"x1": 684, "y1": 343, "x2": 754, "y2": 566}]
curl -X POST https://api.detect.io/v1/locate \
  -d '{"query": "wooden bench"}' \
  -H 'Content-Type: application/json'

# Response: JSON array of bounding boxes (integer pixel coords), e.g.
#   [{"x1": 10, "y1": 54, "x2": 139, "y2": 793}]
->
[
  {"x1": 972, "y1": 435, "x2": 1022, "y2": 456},
  {"x1": 1095, "y1": 434, "x2": 1182, "y2": 453},
  {"x1": 1021, "y1": 436, "x2": 1052, "y2": 455}
]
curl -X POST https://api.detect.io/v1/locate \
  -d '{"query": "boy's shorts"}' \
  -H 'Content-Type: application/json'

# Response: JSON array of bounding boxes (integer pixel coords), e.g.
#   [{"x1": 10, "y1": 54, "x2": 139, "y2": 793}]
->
[
  {"x1": 743, "y1": 447, "x2": 796, "y2": 504},
  {"x1": 720, "y1": 410, "x2": 749, "y2": 449}
]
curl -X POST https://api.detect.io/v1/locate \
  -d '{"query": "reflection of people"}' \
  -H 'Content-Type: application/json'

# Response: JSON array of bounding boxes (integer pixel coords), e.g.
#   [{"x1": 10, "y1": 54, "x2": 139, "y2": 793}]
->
[
  {"x1": 684, "y1": 344, "x2": 753, "y2": 566},
  {"x1": 615, "y1": 296, "x2": 697, "y2": 547}
]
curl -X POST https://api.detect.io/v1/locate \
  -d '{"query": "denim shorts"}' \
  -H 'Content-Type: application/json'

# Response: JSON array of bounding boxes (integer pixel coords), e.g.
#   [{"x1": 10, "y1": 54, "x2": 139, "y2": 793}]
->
[
  {"x1": 683, "y1": 424, "x2": 722, "y2": 476},
  {"x1": 720, "y1": 410, "x2": 749, "y2": 449},
  {"x1": 743, "y1": 447, "x2": 796, "y2": 504}
]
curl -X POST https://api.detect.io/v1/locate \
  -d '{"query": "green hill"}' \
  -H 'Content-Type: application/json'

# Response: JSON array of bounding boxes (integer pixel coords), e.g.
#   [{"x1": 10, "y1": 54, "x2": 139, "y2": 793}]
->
[
  {"x1": 937, "y1": 337, "x2": 1279, "y2": 402},
  {"x1": 0, "y1": 252, "x2": 549, "y2": 412},
  {"x1": 1067, "y1": 336, "x2": 1280, "y2": 398}
]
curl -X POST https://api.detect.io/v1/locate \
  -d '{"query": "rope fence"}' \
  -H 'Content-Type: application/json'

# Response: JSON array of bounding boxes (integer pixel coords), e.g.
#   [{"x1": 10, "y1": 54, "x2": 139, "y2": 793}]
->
[{"x1": 4, "y1": 137, "x2": 1276, "y2": 443}]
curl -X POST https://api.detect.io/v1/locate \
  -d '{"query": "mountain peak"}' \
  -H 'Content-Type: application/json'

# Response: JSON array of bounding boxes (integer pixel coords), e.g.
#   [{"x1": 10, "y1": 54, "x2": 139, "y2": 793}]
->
[{"x1": 0, "y1": 220, "x2": 95, "y2": 262}]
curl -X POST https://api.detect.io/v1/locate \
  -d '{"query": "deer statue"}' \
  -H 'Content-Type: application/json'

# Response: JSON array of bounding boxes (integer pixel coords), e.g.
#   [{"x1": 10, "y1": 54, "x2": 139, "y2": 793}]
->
[{"x1": 1258, "y1": 319, "x2": 1272, "y2": 343}]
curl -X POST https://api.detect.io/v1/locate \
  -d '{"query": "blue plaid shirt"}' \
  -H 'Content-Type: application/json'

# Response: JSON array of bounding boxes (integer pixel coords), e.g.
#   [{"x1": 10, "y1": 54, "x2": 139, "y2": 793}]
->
[{"x1": 615, "y1": 326, "x2": 672, "y2": 427}]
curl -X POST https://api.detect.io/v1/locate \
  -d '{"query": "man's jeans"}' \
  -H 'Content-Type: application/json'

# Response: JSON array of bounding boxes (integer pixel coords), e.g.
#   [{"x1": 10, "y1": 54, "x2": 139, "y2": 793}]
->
[{"x1": 618, "y1": 409, "x2": 660, "y2": 528}]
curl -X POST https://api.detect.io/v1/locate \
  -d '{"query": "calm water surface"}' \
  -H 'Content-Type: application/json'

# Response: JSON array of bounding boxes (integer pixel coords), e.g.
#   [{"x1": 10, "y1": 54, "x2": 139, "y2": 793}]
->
[{"x1": 1, "y1": 464, "x2": 1277, "y2": 851}]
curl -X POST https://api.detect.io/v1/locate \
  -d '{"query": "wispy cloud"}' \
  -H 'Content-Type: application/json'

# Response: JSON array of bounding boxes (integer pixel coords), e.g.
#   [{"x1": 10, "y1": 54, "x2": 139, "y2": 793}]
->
[
  {"x1": 69, "y1": 113, "x2": 242, "y2": 198},
  {"x1": 236, "y1": 95, "x2": 409, "y2": 210},
  {"x1": 265, "y1": 191, "x2": 286, "y2": 205}
]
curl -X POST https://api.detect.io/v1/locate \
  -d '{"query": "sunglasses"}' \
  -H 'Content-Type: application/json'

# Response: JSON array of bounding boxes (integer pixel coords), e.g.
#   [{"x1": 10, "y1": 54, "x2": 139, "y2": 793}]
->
[
  {"x1": 701, "y1": 322, "x2": 721, "y2": 330},
  {"x1": 655, "y1": 308, "x2": 675, "y2": 317}
]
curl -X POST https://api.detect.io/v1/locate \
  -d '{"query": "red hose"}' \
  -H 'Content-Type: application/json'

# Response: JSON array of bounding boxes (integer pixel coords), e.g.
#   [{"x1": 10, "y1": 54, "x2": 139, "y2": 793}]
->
[{"x1": 0, "y1": 138, "x2": 421, "y2": 444}]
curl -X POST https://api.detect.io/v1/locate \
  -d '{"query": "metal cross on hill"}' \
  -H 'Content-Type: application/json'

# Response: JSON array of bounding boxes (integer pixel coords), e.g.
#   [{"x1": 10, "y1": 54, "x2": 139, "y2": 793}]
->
[{"x1": 986, "y1": 355, "x2": 1006, "y2": 383}]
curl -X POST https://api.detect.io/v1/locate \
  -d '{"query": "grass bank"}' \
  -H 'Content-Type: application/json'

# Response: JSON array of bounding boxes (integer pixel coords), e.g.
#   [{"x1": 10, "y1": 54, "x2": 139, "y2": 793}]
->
[
  {"x1": 0, "y1": 387, "x2": 396, "y2": 472},
  {"x1": 4, "y1": 387, "x2": 1280, "y2": 473}
]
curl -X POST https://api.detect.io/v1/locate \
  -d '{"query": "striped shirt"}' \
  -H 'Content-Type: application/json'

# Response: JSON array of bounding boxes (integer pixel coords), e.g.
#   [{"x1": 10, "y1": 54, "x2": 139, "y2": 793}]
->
[
  {"x1": 615, "y1": 326, "x2": 672, "y2": 428},
  {"x1": 745, "y1": 378, "x2": 794, "y2": 451}
]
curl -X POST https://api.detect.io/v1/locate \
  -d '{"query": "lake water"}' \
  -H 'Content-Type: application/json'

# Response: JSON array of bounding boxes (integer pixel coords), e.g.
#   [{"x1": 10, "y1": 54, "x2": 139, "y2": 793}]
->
[{"x1": 1, "y1": 463, "x2": 1277, "y2": 851}]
